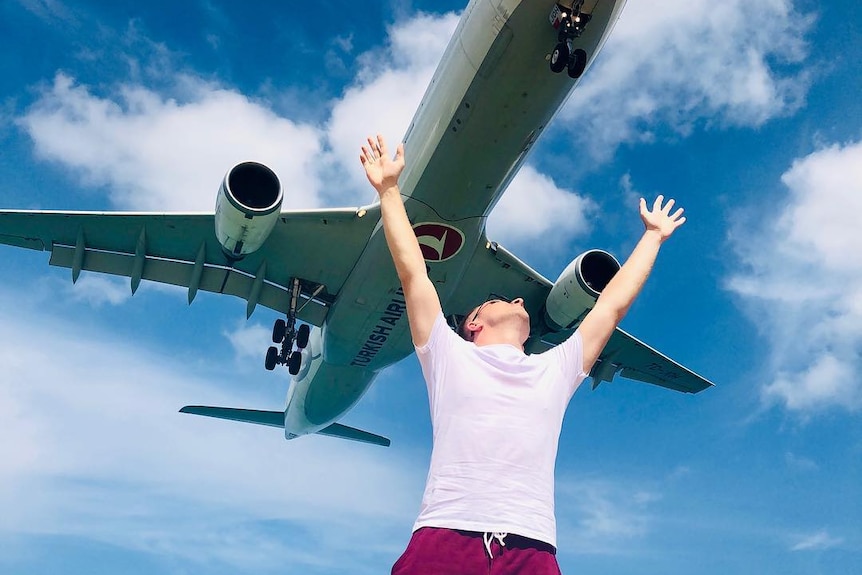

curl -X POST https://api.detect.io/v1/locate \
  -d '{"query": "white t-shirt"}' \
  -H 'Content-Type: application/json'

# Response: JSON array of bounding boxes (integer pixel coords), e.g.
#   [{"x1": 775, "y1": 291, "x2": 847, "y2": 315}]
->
[{"x1": 413, "y1": 313, "x2": 587, "y2": 547}]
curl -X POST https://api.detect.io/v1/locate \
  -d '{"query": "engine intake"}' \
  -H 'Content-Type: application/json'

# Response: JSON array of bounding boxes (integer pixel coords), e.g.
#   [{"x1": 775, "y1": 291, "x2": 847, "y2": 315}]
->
[
  {"x1": 215, "y1": 162, "x2": 283, "y2": 258},
  {"x1": 544, "y1": 249, "x2": 620, "y2": 331}
]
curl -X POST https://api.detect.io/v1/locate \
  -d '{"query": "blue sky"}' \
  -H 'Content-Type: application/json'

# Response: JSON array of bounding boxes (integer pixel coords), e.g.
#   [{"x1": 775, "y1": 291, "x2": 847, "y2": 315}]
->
[{"x1": 0, "y1": 0, "x2": 860, "y2": 573}]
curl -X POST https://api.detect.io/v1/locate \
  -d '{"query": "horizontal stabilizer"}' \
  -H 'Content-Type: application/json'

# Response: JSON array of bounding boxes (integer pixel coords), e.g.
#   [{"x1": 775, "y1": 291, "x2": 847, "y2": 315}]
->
[
  {"x1": 180, "y1": 405, "x2": 284, "y2": 428},
  {"x1": 180, "y1": 406, "x2": 390, "y2": 447},
  {"x1": 316, "y1": 423, "x2": 391, "y2": 447}
]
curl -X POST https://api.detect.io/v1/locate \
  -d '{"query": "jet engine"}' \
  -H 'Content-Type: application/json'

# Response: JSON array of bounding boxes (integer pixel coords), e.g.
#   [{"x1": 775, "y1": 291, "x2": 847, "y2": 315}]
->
[
  {"x1": 214, "y1": 161, "x2": 283, "y2": 258},
  {"x1": 544, "y1": 249, "x2": 620, "y2": 331}
]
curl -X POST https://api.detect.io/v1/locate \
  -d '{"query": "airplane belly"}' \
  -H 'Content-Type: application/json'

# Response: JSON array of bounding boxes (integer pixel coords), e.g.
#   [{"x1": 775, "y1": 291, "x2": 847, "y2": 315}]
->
[
  {"x1": 287, "y1": 361, "x2": 378, "y2": 429},
  {"x1": 401, "y1": 0, "x2": 627, "y2": 219},
  {"x1": 320, "y1": 231, "x2": 415, "y2": 369}
]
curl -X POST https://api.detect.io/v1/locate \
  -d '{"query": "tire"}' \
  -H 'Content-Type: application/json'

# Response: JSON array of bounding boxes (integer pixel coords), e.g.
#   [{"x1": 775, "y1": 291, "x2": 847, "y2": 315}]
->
[
  {"x1": 567, "y1": 48, "x2": 587, "y2": 79},
  {"x1": 550, "y1": 43, "x2": 569, "y2": 73},
  {"x1": 265, "y1": 346, "x2": 279, "y2": 371},
  {"x1": 296, "y1": 324, "x2": 310, "y2": 349},
  {"x1": 287, "y1": 351, "x2": 302, "y2": 376},
  {"x1": 272, "y1": 319, "x2": 286, "y2": 343}
]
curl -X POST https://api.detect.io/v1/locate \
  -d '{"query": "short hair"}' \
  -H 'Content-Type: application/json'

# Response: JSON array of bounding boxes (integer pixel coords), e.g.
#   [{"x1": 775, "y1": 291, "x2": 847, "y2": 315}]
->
[{"x1": 447, "y1": 313, "x2": 472, "y2": 341}]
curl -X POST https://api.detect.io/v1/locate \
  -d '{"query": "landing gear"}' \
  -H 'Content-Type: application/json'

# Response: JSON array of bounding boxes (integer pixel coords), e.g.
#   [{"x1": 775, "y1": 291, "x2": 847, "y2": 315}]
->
[
  {"x1": 548, "y1": 2, "x2": 591, "y2": 78},
  {"x1": 265, "y1": 346, "x2": 279, "y2": 371},
  {"x1": 264, "y1": 278, "x2": 311, "y2": 375},
  {"x1": 550, "y1": 42, "x2": 569, "y2": 73},
  {"x1": 272, "y1": 319, "x2": 286, "y2": 343},
  {"x1": 296, "y1": 323, "x2": 310, "y2": 349},
  {"x1": 287, "y1": 351, "x2": 302, "y2": 376},
  {"x1": 567, "y1": 48, "x2": 587, "y2": 79}
]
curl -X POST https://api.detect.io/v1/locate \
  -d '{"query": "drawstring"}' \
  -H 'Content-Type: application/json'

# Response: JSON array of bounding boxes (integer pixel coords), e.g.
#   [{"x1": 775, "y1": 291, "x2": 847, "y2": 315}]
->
[{"x1": 483, "y1": 532, "x2": 508, "y2": 559}]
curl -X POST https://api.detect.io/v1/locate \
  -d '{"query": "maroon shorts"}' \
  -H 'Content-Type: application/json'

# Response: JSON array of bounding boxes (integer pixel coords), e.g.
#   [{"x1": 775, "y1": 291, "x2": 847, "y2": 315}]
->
[{"x1": 391, "y1": 527, "x2": 562, "y2": 575}]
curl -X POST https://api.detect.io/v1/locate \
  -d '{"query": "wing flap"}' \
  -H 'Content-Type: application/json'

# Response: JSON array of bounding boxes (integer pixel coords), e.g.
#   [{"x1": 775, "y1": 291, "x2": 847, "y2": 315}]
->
[
  {"x1": 49, "y1": 244, "x2": 328, "y2": 323},
  {"x1": 0, "y1": 233, "x2": 46, "y2": 250}
]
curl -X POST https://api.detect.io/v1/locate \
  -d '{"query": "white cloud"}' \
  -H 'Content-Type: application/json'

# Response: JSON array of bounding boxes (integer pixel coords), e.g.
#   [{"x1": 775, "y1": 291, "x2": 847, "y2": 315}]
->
[
  {"x1": 561, "y1": 0, "x2": 811, "y2": 159},
  {"x1": 67, "y1": 274, "x2": 131, "y2": 306},
  {"x1": 487, "y1": 165, "x2": 595, "y2": 257},
  {"x1": 790, "y1": 529, "x2": 844, "y2": 552},
  {"x1": 15, "y1": 0, "x2": 76, "y2": 25},
  {"x1": 224, "y1": 320, "x2": 272, "y2": 361},
  {"x1": 785, "y1": 451, "x2": 818, "y2": 472},
  {"x1": 618, "y1": 173, "x2": 641, "y2": 208},
  {"x1": 20, "y1": 73, "x2": 325, "y2": 211},
  {"x1": 556, "y1": 476, "x2": 658, "y2": 554},
  {"x1": 764, "y1": 354, "x2": 858, "y2": 412},
  {"x1": 777, "y1": 142, "x2": 862, "y2": 270},
  {"x1": 727, "y1": 140, "x2": 862, "y2": 413},
  {"x1": 0, "y1": 288, "x2": 424, "y2": 571}
]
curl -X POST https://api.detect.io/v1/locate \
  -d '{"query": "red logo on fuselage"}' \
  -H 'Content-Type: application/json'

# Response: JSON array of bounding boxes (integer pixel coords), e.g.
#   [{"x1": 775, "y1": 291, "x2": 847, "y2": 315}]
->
[{"x1": 413, "y1": 222, "x2": 464, "y2": 262}]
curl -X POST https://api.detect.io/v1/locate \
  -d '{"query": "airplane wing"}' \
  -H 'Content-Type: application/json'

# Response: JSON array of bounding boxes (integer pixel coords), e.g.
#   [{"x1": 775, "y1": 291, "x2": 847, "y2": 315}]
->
[
  {"x1": 530, "y1": 326, "x2": 713, "y2": 394},
  {"x1": 446, "y1": 238, "x2": 714, "y2": 394},
  {"x1": 0, "y1": 206, "x2": 381, "y2": 325}
]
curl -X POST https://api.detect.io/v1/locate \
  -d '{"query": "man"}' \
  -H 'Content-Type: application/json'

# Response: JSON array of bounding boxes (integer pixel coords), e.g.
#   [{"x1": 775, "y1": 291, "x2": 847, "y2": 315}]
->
[{"x1": 360, "y1": 135, "x2": 685, "y2": 574}]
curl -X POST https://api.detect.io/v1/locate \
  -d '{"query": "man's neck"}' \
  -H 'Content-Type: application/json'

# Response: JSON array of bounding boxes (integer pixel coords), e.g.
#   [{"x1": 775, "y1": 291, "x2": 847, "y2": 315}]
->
[{"x1": 473, "y1": 328, "x2": 525, "y2": 351}]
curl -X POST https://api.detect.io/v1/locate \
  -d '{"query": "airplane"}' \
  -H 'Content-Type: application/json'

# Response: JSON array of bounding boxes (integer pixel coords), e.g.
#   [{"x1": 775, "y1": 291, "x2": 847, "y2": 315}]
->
[{"x1": 0, "y1": 0, "x2": 713, "y2": 448}]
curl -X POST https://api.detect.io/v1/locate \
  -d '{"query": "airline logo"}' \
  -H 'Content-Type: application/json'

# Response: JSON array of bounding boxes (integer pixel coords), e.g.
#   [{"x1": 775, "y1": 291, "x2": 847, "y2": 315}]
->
[{"x1": 413, "y1": 222, "x2": 464, "y2": 262}]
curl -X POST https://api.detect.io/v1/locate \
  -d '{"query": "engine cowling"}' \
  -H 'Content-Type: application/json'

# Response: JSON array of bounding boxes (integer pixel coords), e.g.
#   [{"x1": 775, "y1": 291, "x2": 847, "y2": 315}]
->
[
  {"x1": 544, "y1": 249, "x2": 621, "y2": 331},
  {"x1": 214, "y1": 161, "x2": 283, "y2": 258}
]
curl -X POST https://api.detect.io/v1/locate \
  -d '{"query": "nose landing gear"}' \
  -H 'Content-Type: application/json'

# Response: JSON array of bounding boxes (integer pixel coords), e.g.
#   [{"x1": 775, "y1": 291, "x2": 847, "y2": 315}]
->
[
  {"x1": 549, "y1": 2, "x2": 591, "y2": 79},
  {"x1": 265, "y1": 278, "x2": 313, "y2": 375}
]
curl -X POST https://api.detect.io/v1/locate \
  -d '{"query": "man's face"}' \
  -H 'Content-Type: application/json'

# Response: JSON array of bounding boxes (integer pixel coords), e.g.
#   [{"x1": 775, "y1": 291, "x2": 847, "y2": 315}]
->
[{"x1": 463, "y1": 296, "x2": 530, "y2": 340}]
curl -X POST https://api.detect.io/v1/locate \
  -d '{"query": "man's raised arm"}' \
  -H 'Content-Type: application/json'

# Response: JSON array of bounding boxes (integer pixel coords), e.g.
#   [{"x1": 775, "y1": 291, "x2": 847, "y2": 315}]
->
[
  {"x1": 360, "y1": 135, "x2": 441, "y2": 347},
  {"x1": 578, "y1": 195, "x2": 686, "y2": 374}
]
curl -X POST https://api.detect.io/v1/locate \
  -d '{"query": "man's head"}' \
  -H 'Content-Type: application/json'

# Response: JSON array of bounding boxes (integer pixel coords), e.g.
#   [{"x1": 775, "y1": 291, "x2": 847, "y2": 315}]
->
[{"x1": 458, "y1": 296, "x2": 530, "y2": 345}]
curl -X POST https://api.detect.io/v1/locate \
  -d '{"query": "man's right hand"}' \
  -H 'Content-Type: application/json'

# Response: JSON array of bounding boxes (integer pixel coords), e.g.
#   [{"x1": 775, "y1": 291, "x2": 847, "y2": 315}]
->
[
  {"x1": 360, "y1": 134, "x2": 405, "y2": 195},
  {"x1": 358, "y1": 133, "x2": 441, "y2": 347}
]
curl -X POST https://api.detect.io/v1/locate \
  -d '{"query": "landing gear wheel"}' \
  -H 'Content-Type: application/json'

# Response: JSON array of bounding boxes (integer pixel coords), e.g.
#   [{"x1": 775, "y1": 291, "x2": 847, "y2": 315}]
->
[
  {"x1": 550, "y1": 42, "x2": 569, "y2": 73},
  {"x1": 296, "y1": 324, "x2": 310, "y2": 349},
  {"x1": 567, "y1": 48, "x2": 587, "y2": 79},
  {"x1": 263, "y1": 278, "x2": 316, "y2": 374},
  {"x1": 272, "y1": 319, "x2": 286, "y2": 343},
  {"x1": 265, "y1": 346, "x2": 279, "y2": 371},
  {"x1": 287, "y1": 351, "x2": 302, "y2": 375}
]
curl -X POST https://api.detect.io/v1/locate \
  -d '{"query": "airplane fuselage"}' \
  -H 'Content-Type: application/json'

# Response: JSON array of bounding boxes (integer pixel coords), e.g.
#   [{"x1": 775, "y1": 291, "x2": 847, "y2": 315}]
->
[{"x1": 284, "y1": 0, "x2": 628, "y2": 438}]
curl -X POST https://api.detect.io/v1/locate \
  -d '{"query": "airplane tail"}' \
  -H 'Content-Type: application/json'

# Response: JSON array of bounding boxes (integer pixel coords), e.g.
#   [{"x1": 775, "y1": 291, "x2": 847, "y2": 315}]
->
[{"x1": 179, "y1": 405, "x2": 391, "y2": 447}]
